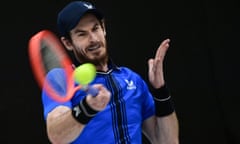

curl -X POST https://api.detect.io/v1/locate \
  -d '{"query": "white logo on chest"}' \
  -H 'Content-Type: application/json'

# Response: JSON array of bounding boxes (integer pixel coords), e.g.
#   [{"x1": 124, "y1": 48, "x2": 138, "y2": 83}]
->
[{"x1": 124, "y1": 79, "x2": 136, "y2": 90}]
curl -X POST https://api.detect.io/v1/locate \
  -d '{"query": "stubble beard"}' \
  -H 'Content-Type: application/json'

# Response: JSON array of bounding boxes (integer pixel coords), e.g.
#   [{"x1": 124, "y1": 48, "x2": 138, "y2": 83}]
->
[{"x1": 75, "y1": 48, "x2": 108, "y2": 66}]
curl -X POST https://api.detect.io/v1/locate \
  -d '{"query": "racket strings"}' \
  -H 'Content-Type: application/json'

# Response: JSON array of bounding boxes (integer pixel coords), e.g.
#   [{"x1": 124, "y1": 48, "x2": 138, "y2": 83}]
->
[
  {"x1": 41, "y1": 40, "x2": 62, "y2": 74},
  {"x1": 29, "y1": 30, "x2": 78, "y2": 102},
  {"x1": 41, "y1": 39, "x2": 71, "y2": 98}
]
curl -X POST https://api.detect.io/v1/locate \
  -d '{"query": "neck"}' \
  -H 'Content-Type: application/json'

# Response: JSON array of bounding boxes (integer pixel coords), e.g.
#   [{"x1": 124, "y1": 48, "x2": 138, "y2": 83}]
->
[
  {"x1": 96, "y1": 63, "x2": 108, "y2": 72},
  {"x1": 94, "y1": 56, "x2": 109, "y2": 72}
]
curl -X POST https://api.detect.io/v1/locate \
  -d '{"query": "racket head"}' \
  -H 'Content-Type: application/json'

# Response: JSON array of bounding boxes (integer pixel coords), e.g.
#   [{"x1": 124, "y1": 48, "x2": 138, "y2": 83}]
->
[{"x1": 28, "y1": 30, "x2": 80, "y2": 102}]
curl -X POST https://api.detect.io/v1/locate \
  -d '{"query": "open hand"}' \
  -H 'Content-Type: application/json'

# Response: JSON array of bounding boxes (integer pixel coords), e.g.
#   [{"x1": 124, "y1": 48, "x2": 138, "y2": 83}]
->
[{"x1": 148, "y1": 38, "x2": 170, "y2": 88}]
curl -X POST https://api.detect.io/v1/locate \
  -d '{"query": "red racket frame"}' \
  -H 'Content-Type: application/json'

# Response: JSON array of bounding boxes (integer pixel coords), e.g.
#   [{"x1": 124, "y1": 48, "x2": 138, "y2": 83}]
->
[{"x1": 28, "y1": 30, "x2": 81, "y2": 102}]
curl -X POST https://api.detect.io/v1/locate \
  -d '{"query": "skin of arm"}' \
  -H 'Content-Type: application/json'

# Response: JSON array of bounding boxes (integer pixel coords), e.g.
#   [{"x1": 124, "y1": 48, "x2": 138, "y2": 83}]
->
[
  {"x1": 142, "y1": 112, "x2": 179, "y2": 144},
  {"x1": 47, "y1": 106, "x2": 84, "y2": 144},
  {"x1": 46, "y1": 84, "x2": 111, "y2": 144},
  {"x1": 143, "y1": 38, "x2": 179, "y2": 144}
]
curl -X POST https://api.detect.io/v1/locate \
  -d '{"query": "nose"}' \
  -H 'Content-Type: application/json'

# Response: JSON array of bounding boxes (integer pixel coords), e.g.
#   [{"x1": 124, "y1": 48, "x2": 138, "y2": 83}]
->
[{"x1": 89, "y1": 32, "x2": 98, "y2": 43}]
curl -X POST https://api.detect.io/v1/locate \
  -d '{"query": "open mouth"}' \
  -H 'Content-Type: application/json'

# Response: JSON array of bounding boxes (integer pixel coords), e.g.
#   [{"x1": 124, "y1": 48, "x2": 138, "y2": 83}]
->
[{"x1": 87, "y1": 44, "x2": 101, "y2": 51}]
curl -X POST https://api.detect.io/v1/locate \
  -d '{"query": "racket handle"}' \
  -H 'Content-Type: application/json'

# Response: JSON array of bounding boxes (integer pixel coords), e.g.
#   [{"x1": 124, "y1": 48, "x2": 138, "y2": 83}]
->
[{"x1": 86, "y1": 86, "x2": 99, "y2": 97}]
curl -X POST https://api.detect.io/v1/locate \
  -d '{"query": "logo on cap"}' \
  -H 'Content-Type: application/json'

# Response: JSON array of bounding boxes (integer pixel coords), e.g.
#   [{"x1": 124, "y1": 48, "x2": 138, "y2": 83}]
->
[{"x1": 83, "y1": 3, "x2": 93, "y2": 9}]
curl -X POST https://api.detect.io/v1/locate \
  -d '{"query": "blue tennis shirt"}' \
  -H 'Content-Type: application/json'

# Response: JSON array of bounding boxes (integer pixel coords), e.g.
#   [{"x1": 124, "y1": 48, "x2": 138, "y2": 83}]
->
[{"x1": 42, "y1": 63, "x2": 155, "y2": 144}]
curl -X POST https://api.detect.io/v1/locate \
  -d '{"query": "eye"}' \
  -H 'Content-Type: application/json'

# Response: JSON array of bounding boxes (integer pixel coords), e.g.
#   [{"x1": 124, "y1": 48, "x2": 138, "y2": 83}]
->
[
  {"x1": 78, "y1": 33, "x2": 86, "y2": 37},
  {"x1": 93, "y1": 25, "x2": 100, "y2": 32}
]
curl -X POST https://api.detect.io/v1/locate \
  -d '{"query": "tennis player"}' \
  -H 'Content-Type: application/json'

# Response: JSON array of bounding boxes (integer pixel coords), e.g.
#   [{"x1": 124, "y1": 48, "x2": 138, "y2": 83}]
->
[{"x1": 42, "y1": 1, "x2": 179, "y2": 144}]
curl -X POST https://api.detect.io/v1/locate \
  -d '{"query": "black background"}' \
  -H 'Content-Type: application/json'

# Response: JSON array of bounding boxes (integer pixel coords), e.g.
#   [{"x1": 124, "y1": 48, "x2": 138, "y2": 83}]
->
[{"x1": 2, "y1": 0, "x2": 240, "y2": 143}]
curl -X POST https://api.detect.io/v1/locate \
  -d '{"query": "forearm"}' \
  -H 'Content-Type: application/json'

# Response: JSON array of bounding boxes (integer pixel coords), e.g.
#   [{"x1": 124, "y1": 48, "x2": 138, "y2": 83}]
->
[
  {"x1": 156, "y1": 112, "x2": 179, "y2": 144},
  {"x1": 151, "y1": 84, "x2": 179, "y2": 144},
  {"x1": 47, "y1": 106, "x2": 85, "y2": 144}
]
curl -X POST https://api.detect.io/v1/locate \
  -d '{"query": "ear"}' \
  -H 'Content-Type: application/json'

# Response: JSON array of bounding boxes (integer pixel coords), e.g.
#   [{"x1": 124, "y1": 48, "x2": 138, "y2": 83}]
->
[
  {"x1": 60, "y1": 37, "x2": 73, "y2": 51},
  {"x1": 104, "y1": 29, "x2": 106, "y2": 36},
  {"x1": 101, "y1": 19, "x2": 106, "y2": 36}
]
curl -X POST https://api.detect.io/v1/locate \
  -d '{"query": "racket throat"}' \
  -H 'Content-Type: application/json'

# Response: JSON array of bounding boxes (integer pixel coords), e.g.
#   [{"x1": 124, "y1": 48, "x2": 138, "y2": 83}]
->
[
  {"x1": 82, "y1": 85, "x2": 89, "y2": 91},
  {"x1": 82, "y1": 85, "x2": 98, "y2": 97}
]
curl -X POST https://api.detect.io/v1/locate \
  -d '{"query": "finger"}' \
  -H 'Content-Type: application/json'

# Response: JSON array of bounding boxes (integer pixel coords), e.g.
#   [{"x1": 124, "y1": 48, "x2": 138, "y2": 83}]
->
[
  {"x1": 72, "y1": 64, "x2": 76, "y2": 69},
  {"x1": 155, "y1": 38, "x2": 170, "y2": 60},
  {"x1": 148, "y1": 59, "x2": 154, "y2": 72},
  {"x1": 155, "y1": 39, "x2": 170, "y2": 58},
  {"x1": 154, "y1": 59, "x2": 163, "y2": 75},
  {"x1": 97, "y1": 101, "x2": 106, "y2": 107},
  {"x1": 92, "y1": 84, "x2": 104, "y2": 90}
]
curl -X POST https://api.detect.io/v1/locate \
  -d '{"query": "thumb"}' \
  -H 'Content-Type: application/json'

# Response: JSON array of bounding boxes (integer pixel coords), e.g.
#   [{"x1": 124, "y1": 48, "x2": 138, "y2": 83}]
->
[
  {"x1": 72, "y1": 64, "x2": 76, "y2": 69},
  {"x1": 148, "y1": 59, "x2": 154, "y2": 71}
]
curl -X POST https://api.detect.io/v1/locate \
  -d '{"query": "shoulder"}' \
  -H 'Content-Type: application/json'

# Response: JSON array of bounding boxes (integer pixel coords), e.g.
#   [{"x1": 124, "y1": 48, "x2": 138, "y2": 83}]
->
[
  {"x1": 118, "y1": 66, "x2": 140, "y2": 76},
  {"x1": 117, "y1": 66, "x2": 146, "y2": 83}
]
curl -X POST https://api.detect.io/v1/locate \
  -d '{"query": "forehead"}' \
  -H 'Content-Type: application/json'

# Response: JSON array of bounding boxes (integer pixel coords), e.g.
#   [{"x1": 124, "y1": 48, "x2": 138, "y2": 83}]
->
[{"x1": 77, "y1": 13, "x2": 100, "y2": 28}]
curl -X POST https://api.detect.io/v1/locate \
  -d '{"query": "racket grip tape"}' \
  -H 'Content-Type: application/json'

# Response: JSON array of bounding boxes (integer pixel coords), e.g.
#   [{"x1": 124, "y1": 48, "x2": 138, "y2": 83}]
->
[
  {"x1": 86, "y1": 86, "x2": 99, "y2": 97},
  {"x1": 72, "y1": 97, "x2": 99, "y2": 124}
]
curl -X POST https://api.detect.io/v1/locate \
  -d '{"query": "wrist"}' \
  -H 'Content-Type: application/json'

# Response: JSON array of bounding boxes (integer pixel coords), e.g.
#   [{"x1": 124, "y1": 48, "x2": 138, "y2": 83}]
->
[
  {"x1": 72, "y1": 97, "x2": 99, "y2": 124},
  {"x1": 150, "y1": 84, "x2": 175, "y2": 117},
  {"x1": 151, "y1": 84, "x2": 170, "y2": 99}
]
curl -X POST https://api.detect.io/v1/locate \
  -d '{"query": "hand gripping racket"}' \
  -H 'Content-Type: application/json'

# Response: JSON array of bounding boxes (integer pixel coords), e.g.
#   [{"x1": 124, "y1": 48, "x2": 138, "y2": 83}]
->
[{"x1": 28, "y1": 30, "x2": 98, "y2": 102}]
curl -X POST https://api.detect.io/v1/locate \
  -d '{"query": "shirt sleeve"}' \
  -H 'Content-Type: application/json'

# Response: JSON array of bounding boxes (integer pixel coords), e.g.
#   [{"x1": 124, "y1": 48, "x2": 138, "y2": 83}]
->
[
  {"x1": 41, "y1": 68, "x2": 72, "y2": 120},
  {"x1": 139, "y1": 78, "x2": 155, "y2": 121}
]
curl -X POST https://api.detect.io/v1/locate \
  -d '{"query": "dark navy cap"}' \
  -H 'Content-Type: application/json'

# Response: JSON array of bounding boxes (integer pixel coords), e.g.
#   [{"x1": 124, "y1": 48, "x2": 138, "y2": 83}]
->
[{"x1": 57, "y1": 1, "x2": 103, "y2": 37}]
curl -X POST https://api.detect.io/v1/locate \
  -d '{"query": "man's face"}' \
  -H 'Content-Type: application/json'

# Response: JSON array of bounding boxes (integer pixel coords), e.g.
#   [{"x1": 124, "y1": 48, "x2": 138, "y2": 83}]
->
[{"x1": 69, "y1": 13, "x2": 108, "y2": 65}]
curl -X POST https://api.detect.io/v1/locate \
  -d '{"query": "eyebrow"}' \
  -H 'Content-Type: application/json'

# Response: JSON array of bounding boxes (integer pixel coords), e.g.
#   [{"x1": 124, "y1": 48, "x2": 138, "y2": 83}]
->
[{"x1": 73, "y1": 22, "x2": 99, "y2": 34}]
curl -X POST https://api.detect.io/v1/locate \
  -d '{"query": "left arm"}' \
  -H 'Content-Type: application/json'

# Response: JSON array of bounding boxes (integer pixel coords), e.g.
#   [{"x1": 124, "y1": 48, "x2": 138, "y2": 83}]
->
[
  {"x1": 143, "y1": 38, "x2": 179, "y2": 144},
  {"x1": 142, "y1": 112, "x2": 179, "y2": 144}
]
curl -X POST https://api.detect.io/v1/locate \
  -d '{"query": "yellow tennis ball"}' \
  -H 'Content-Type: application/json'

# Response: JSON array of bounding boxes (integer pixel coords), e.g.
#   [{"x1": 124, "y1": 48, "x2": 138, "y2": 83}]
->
[{"x1": 73, "y1": 63, "x2": 96, "y2": 85}]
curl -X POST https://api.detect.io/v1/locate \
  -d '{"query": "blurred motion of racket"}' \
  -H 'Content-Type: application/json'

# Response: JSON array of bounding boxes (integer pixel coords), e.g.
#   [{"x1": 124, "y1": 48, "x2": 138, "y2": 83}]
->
[{"x1": 28, "y1": 30, "x2": 98, "y2": 102}]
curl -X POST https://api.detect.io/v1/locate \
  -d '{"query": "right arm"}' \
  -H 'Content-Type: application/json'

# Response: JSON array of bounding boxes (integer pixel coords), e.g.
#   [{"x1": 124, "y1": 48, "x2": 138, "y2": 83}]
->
[
  {"x1": 47, "y1": 106, "x2": 84, "y2": 144},
  {"x1": 46, "y1": 84, "x2": 111, "y2": 144}
]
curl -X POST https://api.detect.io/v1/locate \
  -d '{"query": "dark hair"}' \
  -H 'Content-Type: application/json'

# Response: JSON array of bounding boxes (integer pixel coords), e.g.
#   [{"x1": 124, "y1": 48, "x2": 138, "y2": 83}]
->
[{"x1": 63, "y1": 13, "x2": 105, "y2": 41}]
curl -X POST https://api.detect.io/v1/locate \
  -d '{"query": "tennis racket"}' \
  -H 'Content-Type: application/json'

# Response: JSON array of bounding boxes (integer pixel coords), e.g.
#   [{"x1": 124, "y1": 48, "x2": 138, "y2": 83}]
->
[{"x1": 28, "y1": 30, "x2": 98, "y2": 102}]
